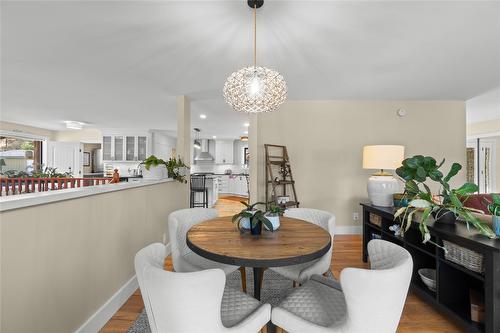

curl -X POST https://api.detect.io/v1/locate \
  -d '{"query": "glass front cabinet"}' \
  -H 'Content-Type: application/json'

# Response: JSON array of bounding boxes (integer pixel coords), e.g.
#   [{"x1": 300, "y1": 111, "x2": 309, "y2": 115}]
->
[{"x1": 102, "y1": 134, "x2": 149, "y2": 162}]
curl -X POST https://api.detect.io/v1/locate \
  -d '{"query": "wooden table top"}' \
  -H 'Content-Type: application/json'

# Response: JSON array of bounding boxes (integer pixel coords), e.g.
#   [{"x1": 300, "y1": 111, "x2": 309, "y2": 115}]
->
[{"x1": 186, "y1": 216, "x2": 331, "y2": 267}]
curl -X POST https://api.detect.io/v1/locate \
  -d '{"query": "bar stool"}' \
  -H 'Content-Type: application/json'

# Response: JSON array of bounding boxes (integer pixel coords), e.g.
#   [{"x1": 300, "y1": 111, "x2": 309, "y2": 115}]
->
[{"x1": 190, "y1": 175, "x2": 208, "y2": 208}]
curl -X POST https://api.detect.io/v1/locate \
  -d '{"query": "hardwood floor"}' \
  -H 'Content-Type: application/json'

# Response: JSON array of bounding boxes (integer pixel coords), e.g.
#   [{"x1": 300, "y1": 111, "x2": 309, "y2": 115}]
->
[{"x1": 100, "y1": 197, "x2": 466, "y2": 333}]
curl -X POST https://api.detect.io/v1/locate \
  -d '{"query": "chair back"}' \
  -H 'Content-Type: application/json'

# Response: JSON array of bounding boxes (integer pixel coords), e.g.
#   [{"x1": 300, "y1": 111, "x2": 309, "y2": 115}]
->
[
  {"x1": 190, "y1": 175, "x2": 206, "y2": 191},
  {"x1": 284, "y1": 208, "x2": 335, "y2": 237},
  {"x1": 340, "y1": 240, "x2": 413, "y2": 333},
  {"x1": 168, "y1": 208, "x2": 218, "y2": 272},
  {"x1": 135, "y1": 243, "x2": 226, "y2": 333}
]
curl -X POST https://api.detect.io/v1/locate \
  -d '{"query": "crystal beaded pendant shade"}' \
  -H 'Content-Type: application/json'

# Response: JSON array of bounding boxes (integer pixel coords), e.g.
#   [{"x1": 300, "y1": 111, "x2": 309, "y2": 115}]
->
[{"x1": 223, "y1": 1, "x2": 287, "y2": 113}]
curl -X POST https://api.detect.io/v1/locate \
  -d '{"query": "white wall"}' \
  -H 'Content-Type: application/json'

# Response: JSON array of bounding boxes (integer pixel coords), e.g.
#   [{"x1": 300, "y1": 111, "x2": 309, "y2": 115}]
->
[
  {"x1": 152, "y1": 131, "x2": 177, "y2": 161},
  {"x1": 250, "y1": 100, "x2": 467, "y2": 228},
  {"x1": 0, "y1": 181, "x2": 188, "y2": 333},
  {"x1": 466, "y1": 86, "x2": 500, "y2": 124}
]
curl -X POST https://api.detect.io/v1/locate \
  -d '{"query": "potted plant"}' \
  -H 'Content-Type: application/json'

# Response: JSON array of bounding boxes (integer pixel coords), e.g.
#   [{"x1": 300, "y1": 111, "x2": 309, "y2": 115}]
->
[
  {"x1": 141, "y1": 155, "x2": 189, "y2": 183},
  {"x1": 265, "y1": 202, "x2": 284, "y2": 230},
  {"x1": 486, "y1": 194, "x2": 500, "y2": 237},
  {"x1": 232, "y1": 202, "x2": 273, "y2": 235},
  {"x1": 141, "y1": 155, "x2": 168, "y2": 180},
  {"x1": 165, "y1": 157, "x2": 189, "y2": 183},
  {"x1": 395, "y1": 155, "x2": 496, "y2": 244}
]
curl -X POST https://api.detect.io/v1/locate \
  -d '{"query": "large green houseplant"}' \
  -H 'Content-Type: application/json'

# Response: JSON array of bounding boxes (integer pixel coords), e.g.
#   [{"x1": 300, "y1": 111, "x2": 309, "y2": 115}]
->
[{"x1": 395, "y1": 155, "x2": 496, "y2": 243}]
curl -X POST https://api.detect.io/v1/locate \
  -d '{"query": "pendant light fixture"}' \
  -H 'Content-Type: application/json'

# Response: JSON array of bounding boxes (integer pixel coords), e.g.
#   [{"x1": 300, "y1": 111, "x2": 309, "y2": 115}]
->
[
  {"x1": 193, "y1": 128, "x2": 201, "y2": 150},
  {"x1": 223, "y1": 0, "x2": 287, "y2": 113}
]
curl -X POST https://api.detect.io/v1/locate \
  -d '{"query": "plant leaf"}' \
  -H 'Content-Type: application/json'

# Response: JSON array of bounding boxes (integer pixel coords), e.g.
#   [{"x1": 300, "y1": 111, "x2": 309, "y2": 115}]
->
[
  {"x1": 444, "y1": 163, "x2": 462, "y2": 182},
  {"x1": 409, "y1": 199, "x2": 432, "y2": 208}
]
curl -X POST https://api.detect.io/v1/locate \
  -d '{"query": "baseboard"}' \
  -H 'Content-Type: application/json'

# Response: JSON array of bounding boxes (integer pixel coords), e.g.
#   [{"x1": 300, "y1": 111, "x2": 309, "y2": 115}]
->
[
  {"x1": 75, "y1": 275, "x2": 138, "y2": 333},
  {"x1": 335, "y1": 226, "x2": 362, "y2": 235},
  {"x1": 75, "y1": 242, "x2": 171, "y2": 333}
]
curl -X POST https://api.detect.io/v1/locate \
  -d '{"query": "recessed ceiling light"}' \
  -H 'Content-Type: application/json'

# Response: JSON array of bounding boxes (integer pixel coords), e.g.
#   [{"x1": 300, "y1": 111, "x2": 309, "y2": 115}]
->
[
  {"x1": 64, "y1": 121, "x2": 85, "y2": 130},
  {"x1": 244, "y1": 122, "x2": 250, "y2": 127},
  {"x1": 212, "y1": 135, "x2": 217, "y2": 139},
  {"x1": 200, "y1": 114, "x2": 207, "y2": 119}
]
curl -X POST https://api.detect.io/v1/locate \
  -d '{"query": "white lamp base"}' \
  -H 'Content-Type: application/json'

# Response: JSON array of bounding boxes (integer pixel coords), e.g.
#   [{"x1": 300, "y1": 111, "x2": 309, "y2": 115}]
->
[{"x1": 367, "y1": 175, "x2": 398, "y2": 207}]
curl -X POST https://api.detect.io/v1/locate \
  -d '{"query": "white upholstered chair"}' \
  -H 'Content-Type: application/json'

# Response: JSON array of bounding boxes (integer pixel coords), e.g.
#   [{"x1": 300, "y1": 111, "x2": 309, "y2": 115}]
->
[
  {"x1": 271, "y1": 240, "x2": 413, "y2": 333},
  {"x1": 135, "y1": 243, "x2": 271, "y2": 333},
  {"x1": 168, "y1": 208, "x2": 243, "y2": 272},
  {"x1": 269, "y1": 208, "x2": 335, "y2": 284}
]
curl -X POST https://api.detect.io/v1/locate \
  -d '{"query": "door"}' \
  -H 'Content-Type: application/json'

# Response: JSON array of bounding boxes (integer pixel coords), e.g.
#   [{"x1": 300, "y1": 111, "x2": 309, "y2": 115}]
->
[{"x1": 47, "y1": 141, "x2": 82, "y2": 176}]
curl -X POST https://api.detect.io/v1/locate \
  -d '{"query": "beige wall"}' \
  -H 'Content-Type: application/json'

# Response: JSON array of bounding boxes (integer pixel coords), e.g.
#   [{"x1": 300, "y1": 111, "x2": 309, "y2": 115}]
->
[
  {"x1": 467, "y1": 119, "x2": 500, "y2": 136},
  {"x1": 0, "y1": 181, "x2": 189, "y2": 333},
  {"x1": 54, "y1": 129, "x2": 102, "y2": 143},
  {"x1": 0, "y1": 121, "x2": 55, "y2": 140},
  {"x1": 251, "y1": 101, "x2": 466, "y2": 228}
]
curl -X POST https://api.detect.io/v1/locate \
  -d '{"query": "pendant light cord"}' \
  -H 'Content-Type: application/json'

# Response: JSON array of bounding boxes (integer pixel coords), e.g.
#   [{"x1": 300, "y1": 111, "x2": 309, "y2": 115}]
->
[{"x1": 253, "y1": 4, "x2": 257, "y2": 68}]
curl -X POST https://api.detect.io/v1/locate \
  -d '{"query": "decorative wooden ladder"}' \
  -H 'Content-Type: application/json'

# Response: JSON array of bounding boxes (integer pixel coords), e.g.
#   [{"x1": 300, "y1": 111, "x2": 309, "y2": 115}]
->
[{"x1": 264, "y1": 144, "x2": 299, "y2": 208}]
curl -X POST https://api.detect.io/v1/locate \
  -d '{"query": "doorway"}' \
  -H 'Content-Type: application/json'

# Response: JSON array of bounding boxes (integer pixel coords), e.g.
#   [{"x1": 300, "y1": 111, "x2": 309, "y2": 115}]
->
[{"x1": 467, "y1": 137, "x2": 498, "y2": 193}]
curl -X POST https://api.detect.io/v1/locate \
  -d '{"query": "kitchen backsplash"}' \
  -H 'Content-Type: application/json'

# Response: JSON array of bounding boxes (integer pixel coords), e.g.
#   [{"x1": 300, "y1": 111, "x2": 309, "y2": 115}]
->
[{"x1": 190, "y1": 164, "x2": 248, "y2": 174}]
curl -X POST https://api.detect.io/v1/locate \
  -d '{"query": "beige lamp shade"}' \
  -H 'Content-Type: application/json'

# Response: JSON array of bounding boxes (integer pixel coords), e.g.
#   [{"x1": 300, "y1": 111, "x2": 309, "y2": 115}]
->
[{"x1": 362, "y1": 145, "x2": 405, "y2": 170}]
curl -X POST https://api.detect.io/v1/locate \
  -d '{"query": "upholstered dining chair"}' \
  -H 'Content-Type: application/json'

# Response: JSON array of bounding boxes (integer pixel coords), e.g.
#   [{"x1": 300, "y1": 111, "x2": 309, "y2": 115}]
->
[
  {"x1": 135, "y1": 243, "x2": 271, "y2": 333},
  {"x1": 168, "y1": 208, "x2": 246, "y2": 290},
  {"x1": 271, "y1": 240, "x2": 413, "y2": 333},
  {"x1": 269, "y1": 208, "x2": 335, "y2": 284}
]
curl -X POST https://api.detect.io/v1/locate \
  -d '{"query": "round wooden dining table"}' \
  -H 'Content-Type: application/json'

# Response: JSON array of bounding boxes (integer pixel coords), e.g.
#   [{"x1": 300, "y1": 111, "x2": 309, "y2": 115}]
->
[{"x1": 186, "y1": 216, "x2": 331, "y2": 300}]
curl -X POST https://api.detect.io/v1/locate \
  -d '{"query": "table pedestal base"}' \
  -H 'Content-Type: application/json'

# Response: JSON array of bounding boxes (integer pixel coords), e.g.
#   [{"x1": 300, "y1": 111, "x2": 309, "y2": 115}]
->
[{"x1": 253, "y1": 267, "x2": 264, "y2": 300}]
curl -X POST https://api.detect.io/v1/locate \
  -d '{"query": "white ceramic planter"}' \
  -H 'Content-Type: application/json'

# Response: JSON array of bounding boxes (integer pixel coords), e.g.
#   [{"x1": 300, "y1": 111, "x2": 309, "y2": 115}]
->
[
  {"x1": 239, "y1": 210, "x2": 256, "y2": 230},
  {"x1": 141, "y1": 164, "x2": 168, "y2": 180},
  {"x1": 264, "y1": 214, "x2": 280, "y2": 231}
]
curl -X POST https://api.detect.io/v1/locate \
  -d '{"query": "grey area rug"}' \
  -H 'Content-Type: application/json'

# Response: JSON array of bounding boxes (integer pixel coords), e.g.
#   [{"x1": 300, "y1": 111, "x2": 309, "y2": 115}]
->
[{"x1": 128, "y1": 268, "x2": 334, "y2": 333}]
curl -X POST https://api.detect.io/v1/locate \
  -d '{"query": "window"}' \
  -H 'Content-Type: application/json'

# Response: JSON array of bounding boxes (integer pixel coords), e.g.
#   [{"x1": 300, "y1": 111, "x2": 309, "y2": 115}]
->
[{"x1": 0, "y1": 136, "x2": 43, "y2": 176}]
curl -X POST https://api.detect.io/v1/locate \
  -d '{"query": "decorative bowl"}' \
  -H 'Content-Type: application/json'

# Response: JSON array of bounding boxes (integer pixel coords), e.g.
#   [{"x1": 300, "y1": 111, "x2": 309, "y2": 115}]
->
[{"x1": 418, "y1": 268, "x2": 436, "y2": 292}]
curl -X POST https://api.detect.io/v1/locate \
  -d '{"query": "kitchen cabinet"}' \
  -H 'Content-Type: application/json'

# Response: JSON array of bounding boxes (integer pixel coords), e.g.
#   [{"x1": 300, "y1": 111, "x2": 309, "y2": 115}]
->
[
  {"x1": 103, "y1": 136, "x2": 112, "y2": 160},
  {"x1": 215, "y1": 140, "x2": 234, "y2": 164},
  {"x1": 102, "y1": 133, "x2": 150, "y2": 162},
  {"x1": 217, "y1": 175, "x2": 248, "y2": 196}
]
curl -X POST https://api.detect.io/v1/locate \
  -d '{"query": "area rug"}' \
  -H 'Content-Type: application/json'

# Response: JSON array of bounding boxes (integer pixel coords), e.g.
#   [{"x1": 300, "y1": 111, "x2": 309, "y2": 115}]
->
[{"x1": 127, "y1": 268, "x2": 334, "y2": 333}]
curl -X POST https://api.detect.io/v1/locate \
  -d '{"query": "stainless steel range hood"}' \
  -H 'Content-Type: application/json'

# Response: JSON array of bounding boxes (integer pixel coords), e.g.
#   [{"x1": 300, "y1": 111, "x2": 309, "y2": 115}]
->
[{"x1": 194, "y1": 139, "x2": 214, "y2": 161}]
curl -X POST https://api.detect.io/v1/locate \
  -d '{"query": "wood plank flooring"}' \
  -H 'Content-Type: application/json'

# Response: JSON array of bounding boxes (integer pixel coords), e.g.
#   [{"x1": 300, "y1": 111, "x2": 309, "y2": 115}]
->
[{"x1": 100, "y1": 197, "x2": 466, "y2": 333}]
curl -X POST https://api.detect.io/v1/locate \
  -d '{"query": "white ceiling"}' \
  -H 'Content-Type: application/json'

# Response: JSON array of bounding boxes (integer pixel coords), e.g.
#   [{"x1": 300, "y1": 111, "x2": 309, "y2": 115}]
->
[
  {"x1": 466, "y1": 86, "x2": 500, "y2": 124},
  {"x1": 1, "y1": 1, "x2": 500, "y2": 138}
]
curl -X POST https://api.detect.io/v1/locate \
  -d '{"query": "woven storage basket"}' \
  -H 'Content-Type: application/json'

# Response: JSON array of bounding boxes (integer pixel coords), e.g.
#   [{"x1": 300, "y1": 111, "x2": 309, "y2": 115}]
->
[
  {"x1": 369, "y1": 213, "x2": 382, "y2": 227},
  {"x1": 443, "y1": 240, "x2": 484, "y2": 273}
]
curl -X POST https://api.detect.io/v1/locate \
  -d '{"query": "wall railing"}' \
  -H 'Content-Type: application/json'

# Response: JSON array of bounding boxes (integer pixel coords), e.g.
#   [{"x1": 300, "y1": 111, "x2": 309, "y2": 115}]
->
[{"x1": 0, "y1": 177, "x2": 112, "y2": 196}]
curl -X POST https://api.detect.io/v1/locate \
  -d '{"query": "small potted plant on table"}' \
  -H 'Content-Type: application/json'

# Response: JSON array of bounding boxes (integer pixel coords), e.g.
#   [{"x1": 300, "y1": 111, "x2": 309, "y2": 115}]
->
[
  {"x1": 265, "y1": 202, "x2": 284, "y2": 230},
  {"x1": 232, "y1": 202, "x2": 273, "y2": 235}
]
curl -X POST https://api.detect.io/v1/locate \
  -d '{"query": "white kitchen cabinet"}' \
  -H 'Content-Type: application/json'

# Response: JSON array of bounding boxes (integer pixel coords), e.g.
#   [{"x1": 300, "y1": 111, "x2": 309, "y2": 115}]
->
[
  {"x1": 218, "y1": 175, "x2": 229, "y2": 193},
  {"x1": 215, "y1": 140, "x2": 234, "y2": 164},
  {"x1": 102, "y1": 133, "x2": 149, "y2": 162}
]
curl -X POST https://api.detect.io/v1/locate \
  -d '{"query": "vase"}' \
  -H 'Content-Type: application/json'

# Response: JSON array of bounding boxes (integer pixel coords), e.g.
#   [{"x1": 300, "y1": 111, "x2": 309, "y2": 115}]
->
[
  {"x1": 141, "y1": 164, "x2": 168, "y2": 180},
  {"x1": 264, "y1": 215, "x2": 280, "y2": 231},
  {"x1": 432, "y1": 209, "x2": 457, "y2": 225},
  {"x1": 239, "y1": 210, "x2": 256, "y2": 230},
  {"x1": 493, "y1": 216, "x2": 500, "y2": 237},
  {"x1": 250, "y1": 220, "x2": 262, "y2": 235}
]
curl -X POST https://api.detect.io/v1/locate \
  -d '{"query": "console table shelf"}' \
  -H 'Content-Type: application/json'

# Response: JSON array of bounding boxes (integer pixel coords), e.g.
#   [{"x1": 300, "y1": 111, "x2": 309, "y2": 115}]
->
[{"x1": 361, "y1": 203, "x2": 500, "y2": 333}]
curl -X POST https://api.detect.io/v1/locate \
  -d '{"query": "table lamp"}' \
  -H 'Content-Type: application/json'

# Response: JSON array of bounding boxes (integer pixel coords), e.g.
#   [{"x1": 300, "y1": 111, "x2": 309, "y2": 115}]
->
[{"x1": 362, "y1": 145, "x2": 405, "y2": 207}]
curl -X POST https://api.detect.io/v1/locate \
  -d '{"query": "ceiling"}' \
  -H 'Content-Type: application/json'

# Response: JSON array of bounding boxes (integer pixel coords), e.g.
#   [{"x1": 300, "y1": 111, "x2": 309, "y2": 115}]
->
[{"x1": 1, "y1": 1, "x2": 499, "y2": 138}]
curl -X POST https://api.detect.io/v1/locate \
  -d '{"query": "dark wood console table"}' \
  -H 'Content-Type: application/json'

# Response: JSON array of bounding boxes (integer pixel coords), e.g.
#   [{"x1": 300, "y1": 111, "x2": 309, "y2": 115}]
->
[{"x1": 361, "y1": 203, "x2": 500, "y2": 333}]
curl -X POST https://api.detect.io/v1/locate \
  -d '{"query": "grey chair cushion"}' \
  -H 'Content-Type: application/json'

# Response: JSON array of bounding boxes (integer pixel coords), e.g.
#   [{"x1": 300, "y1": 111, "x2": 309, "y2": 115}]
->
[
  {"x1": 221, "y1": 287, "x2": 261, "y2": 328},
  {"x1": 277, "y1": 278, "x2": 347, "y2": 327}
]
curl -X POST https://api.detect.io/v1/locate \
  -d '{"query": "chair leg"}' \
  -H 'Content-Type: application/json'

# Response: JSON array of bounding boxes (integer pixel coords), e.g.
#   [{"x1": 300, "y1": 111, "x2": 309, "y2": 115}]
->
[
  {"x1": 239, "y1": 267, "x2": 247, "y2": 293},
  {"x1": 293, "y1": 281, "x2": 298, "y2": 288},
  {"x1": 323, "y1": 272, "x2": 328, "y2": 277}
]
